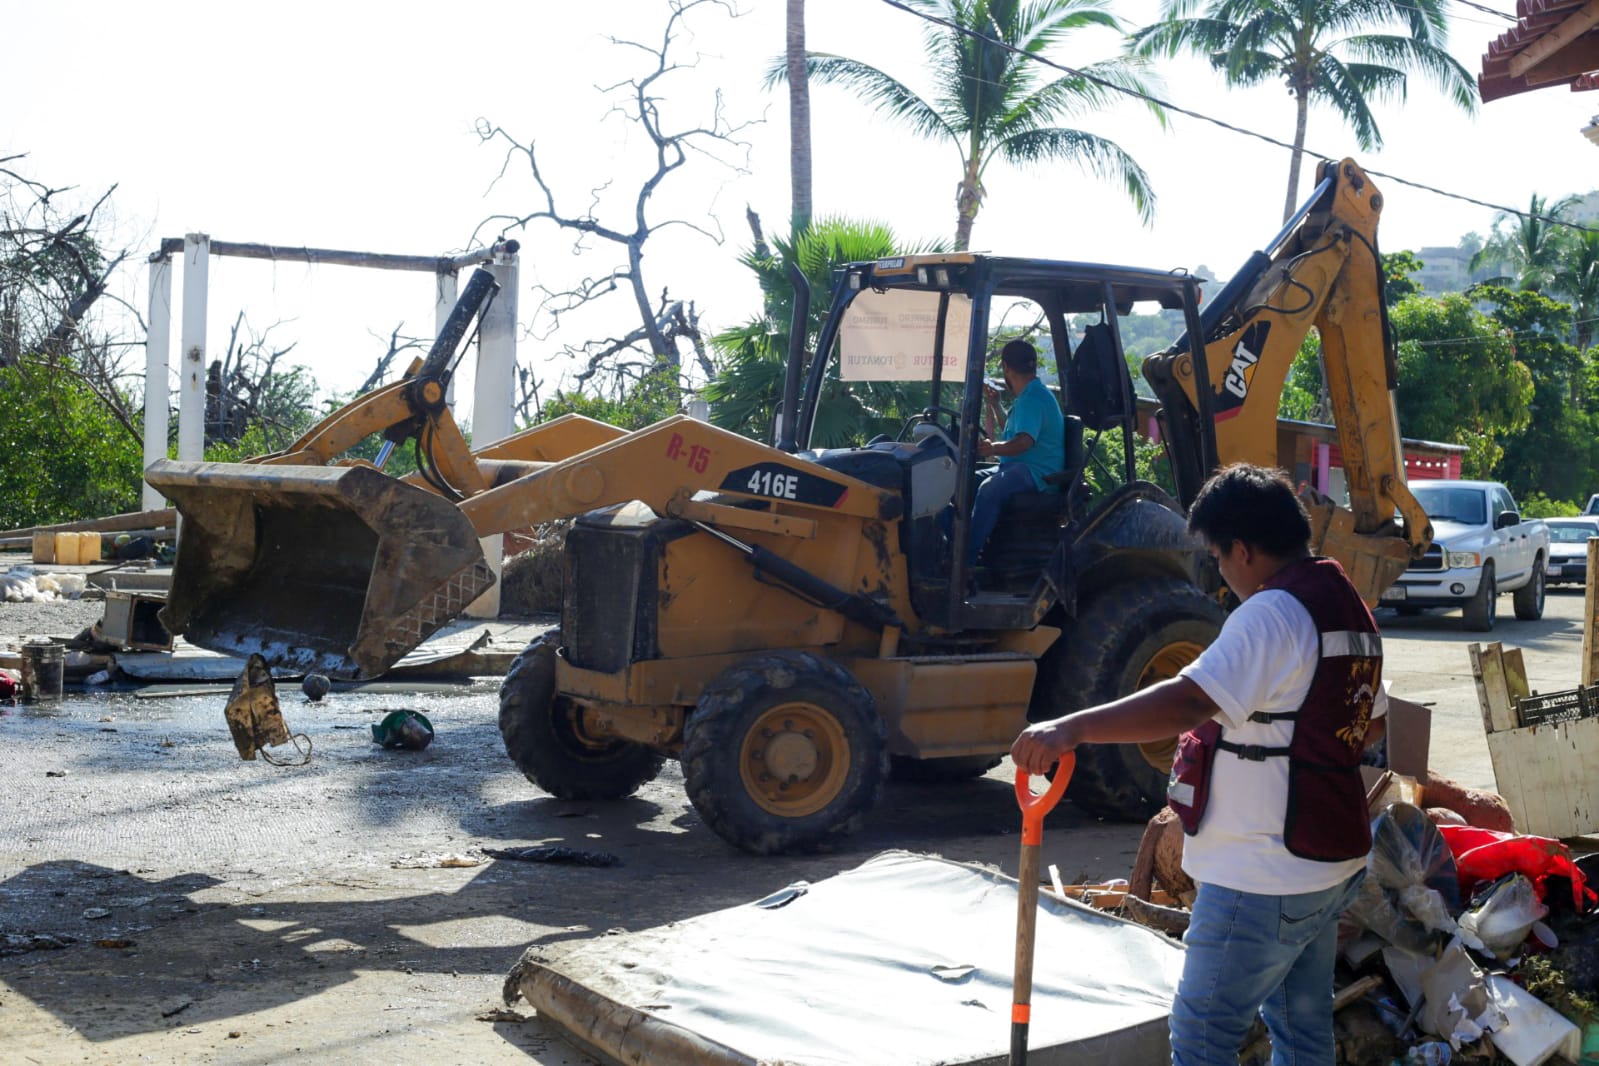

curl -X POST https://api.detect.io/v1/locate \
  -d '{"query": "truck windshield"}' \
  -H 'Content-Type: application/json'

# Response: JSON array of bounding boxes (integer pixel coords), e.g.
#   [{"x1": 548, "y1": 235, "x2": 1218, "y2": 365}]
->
[{"x1": 1411, "y1": 486, "x2": 1487, "y2": 526}]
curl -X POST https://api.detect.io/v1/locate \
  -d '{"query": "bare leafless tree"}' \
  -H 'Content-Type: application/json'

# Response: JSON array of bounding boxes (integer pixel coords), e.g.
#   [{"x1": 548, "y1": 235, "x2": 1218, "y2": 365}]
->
[
  {"x1": 205, "y1": 311, "x2": 318, "y2": 450},
  {"x1": 474, "y1": 0, "x2": 757, "y2": 399},
  {"x1": 0, "y1": 153, "x2": 142, "y2": 440}
]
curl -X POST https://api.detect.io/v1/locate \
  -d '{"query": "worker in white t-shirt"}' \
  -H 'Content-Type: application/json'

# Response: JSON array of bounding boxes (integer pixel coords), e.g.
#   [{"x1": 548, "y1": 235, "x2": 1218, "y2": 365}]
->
[{"x1": 1012, "y1": 463, "x2": 1386, "y2": 1066}]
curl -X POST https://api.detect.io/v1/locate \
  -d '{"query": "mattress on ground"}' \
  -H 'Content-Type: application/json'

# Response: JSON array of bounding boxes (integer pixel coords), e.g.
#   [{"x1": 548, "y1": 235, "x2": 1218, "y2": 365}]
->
[{"x1": 506, "y1": 849, "x2": 1184, "y2": 1066}]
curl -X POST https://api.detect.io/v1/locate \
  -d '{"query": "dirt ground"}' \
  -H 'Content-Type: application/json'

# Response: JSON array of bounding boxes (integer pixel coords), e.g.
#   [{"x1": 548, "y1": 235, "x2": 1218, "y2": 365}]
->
[{"x1": 0, "y1": 580, "x2": 1586, "y2": 1064}]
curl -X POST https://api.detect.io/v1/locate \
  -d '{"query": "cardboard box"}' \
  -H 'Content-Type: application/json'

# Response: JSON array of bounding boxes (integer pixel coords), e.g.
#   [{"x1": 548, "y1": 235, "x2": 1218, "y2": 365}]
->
[
  {"x1": 101, "y1": 591, "x2": 173, "y2": 652},
  {"x1": 1386, "y1": 695, "x2": 1432, "y2": 779}
]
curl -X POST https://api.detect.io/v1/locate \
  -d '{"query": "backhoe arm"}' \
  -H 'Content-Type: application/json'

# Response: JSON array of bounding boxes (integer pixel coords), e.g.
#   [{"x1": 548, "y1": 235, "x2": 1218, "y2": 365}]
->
[{"x1": 1143, "y1": 158, "x2": 1431, "y2": 601}]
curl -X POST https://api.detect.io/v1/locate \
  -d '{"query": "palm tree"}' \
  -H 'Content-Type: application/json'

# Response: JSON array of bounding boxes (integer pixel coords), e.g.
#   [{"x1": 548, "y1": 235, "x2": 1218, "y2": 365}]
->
[
  {"x1": 1130, "y1": 0, "x2": 1476, "y2": 222},
  {"x1": 1472, "y1": 194, "x2": 1580, "y2": 293},
  {"x1": 769, "y1": 0, "x2": 1164, "y2": 251},
  {"x1": 786, "y1": 0, "x2": 812, "y2": 233},
  {"x1": 1551, "y1": 225, "x2": 1599, "y2": 354}
]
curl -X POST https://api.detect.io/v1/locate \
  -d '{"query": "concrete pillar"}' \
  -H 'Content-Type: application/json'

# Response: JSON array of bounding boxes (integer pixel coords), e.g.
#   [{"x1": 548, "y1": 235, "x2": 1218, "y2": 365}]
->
[
  {"x1": 464, "y1": 251, "x2": 518, "y2": 618},
  {"x1": 141, "y1": 257, "x2": 173, "y2": 509},
  {"x1": 177, "y1": 234, "x2": 209, "y2": 462}
]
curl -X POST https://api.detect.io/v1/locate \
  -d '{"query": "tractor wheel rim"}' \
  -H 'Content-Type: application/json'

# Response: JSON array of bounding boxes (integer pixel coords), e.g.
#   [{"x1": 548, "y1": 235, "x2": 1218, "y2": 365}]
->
[
  {"x1": 739, "y1": 701, "x2": 850, "y2": 817},
  {"x1": 1138, "y1": 639, "x2": 1206, "y2": 771}
]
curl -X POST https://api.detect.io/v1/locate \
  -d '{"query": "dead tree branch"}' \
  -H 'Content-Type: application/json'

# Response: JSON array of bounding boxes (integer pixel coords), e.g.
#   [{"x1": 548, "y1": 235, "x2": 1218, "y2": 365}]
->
[{"x1": 474, "y1": 0, "x2": 757, "y2": 400}]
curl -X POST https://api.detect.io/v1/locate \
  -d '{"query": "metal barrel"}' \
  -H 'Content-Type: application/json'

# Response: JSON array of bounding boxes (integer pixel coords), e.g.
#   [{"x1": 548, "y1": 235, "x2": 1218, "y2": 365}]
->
[{"x1": 145, "y1": 458, "x2": 494, "y2": 679}]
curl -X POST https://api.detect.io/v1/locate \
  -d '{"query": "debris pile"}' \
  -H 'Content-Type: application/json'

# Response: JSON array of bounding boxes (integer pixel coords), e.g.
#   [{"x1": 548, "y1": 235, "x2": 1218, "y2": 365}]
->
[
  {"x1": 1108, "y1": 772, "x2": 1599, "y2": 1065},
  {"x1": 1, "y1": 566, "x2": 86, "y2": 603}
]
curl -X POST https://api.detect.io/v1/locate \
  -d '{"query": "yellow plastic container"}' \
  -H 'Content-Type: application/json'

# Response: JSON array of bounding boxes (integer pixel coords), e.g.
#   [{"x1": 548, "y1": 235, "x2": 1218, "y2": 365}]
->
[
  {"x1": 78, "y1": 531, "x2": 101, "y2": 563},
  {"x1": 56, "y1": 532, "x2": 81, "y2": 565},
  {"x1": 31, "y1": 532, "x2": 55, "y2": 564}
]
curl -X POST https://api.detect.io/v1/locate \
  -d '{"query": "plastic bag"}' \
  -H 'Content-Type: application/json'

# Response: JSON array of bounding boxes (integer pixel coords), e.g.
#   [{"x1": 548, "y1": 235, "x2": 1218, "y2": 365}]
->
[
  {"x1": 1346, "y1": 803, "x2": 1461, "y2": 952},
  {"x1": 1457, "y1": 873, "x2": 1547, "y2": 959},
  {"x1": 1437, "y1": 825, "x2": 1593, "y2": 911}
]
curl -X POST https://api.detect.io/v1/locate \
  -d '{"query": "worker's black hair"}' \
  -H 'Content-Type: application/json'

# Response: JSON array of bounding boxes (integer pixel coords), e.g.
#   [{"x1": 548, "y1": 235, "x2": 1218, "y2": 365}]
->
[
  {"x1": 1000, "y1": 339, "x2": 1037, "y2": 374},
  {"x1": 1187, "y1": 463, "x2": 1312, "y2": 558}
]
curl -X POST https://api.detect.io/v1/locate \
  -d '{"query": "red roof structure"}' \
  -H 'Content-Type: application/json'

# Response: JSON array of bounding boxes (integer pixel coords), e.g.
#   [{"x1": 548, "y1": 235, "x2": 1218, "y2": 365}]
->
[{"x1": 1479, "y1": 0, "x2": 1599, "y2": 103}]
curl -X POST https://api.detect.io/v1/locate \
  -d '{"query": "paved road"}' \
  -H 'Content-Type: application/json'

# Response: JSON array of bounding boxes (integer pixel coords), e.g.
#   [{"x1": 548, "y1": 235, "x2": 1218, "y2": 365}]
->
[
  {"x1": 0, "y1": 587, "x2": 1585, "y2": 1063},
  {"x1": 1377, "y1": 583, "x2": 1589, "y2": 791}
]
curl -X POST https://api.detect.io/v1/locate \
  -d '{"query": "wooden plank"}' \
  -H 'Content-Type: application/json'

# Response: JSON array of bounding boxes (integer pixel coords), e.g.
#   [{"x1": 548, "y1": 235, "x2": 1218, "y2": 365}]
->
[
  {"x1": 1586, "y1": 539, "x2": 1599, "y2": 687},
  {"x1": 1487, "y1": 730, "x2": 1535, "y2": 834},
  {"x1": 1469, "y1": 642, "x2": 1519, "y2": 734},
  {"x1": 1502, "y1": 648, "x2": 1531, "y2": 704},
  {"x1": 0, "y1": 508, "x2": 175, "y2": 539}
]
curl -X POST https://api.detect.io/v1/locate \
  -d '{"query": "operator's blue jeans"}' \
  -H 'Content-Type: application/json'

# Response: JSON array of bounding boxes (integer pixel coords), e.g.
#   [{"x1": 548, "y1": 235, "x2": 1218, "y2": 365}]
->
[
  {"x1": 1169, "y1": 870, "x2": 1365, "y2": 1066},
  {"x1": 967, "y1": 463, "x2": 1036, "y2": 567}
]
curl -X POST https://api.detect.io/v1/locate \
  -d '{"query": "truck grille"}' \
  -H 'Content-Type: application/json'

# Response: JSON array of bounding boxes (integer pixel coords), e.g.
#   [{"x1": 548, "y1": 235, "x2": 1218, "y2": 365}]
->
[{"x1": 1407, "y1": 545, "x2": 1445, "y2": 573}]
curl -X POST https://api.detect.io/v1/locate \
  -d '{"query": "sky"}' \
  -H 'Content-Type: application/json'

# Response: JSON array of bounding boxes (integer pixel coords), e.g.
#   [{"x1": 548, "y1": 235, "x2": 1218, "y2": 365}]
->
[{"x1": 4, "y1": 0, "x2": 1596, "y2": 429}]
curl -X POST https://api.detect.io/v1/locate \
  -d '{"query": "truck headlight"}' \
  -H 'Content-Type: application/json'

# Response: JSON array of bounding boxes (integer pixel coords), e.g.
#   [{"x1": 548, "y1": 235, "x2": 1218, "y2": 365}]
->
[{"x1": 1446, "y1": 551, "x2": 1481, "y2": 568}]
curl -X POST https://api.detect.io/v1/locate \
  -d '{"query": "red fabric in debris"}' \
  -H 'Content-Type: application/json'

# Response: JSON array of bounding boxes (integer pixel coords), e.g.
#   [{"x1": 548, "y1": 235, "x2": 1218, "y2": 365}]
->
[
  {"x1": 1438, "y1": 824, "x2": 1592, "y2": 911},
  {"x1": 0, "y1": 669, "x2": 14, "y2": 700}
]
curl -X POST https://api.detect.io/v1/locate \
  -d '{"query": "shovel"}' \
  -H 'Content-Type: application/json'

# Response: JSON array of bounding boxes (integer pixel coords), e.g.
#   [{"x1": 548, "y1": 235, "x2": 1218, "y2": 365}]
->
[{"x1": 1011, "y1": 753, "x2": 1074, "y2": 1066}]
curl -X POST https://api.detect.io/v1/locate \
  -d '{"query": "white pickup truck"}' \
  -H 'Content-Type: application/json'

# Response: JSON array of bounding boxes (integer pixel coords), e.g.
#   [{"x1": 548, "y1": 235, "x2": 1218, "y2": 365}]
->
[{"x1": 1382, "y1": 479, "x2": 1549, "y2": 631}]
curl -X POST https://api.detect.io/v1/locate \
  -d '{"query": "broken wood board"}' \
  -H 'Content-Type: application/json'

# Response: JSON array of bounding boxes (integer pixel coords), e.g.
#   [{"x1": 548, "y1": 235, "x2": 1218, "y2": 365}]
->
[
  {"x1": 1470, "y1": 640, "x2": 1599, "y2": 838},
  {"x1": 1485, "y1": 716, "x2": 1599, "y2": 839}
]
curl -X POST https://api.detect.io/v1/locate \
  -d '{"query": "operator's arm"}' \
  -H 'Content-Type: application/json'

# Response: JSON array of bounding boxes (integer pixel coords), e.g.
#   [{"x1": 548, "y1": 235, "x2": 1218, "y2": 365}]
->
[
  {"x1": 979, "y1": 433, "x2": 1033, "y2": 459},
  {"x1": 1011, "y1": 677, "x2": 1219, "y2": 775}
]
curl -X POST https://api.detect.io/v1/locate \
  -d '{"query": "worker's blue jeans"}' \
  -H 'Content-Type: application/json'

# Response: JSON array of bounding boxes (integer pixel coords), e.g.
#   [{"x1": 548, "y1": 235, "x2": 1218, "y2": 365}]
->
[
  {"x1": 1168, "y1": 870, "x2": 1365, "y2": 1066},
  {"x1": 966, "y1": 463, "x2": 1036, "y2": 567}
]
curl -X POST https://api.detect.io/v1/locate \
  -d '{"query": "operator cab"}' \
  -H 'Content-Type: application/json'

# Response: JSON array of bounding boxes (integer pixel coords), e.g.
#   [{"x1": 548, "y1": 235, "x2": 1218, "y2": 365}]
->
[{"x1": 788, "y1": 254, "x2": 1207, "y2": 632}]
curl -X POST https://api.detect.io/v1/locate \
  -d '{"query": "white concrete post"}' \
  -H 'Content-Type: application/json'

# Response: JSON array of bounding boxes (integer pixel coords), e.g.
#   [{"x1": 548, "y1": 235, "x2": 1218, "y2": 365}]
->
[
  {"x1": 463, "y1": 251, "x2": 519, "y2": 618},
  {"x1": 435, "y1": 270, "x2": 459, "y2": 407},
  {"x1": 141, "y1": 257, "x2": 174, "y2": 509},
  {"x1": 177, "y1": 234, "x2": 210, "y2": 462}
]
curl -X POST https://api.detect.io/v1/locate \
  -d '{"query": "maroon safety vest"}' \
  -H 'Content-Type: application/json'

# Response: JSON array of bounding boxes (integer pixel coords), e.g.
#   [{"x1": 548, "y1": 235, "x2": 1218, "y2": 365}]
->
[{"x1": 1166, "y1": 557, "x2": 1381, "y2": 862}]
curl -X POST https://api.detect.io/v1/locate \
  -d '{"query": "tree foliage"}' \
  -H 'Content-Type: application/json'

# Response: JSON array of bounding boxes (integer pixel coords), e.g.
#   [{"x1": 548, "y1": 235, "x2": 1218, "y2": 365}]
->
[
  {"x1": 0, "y1": 367, "x2": 142, "y2": 528},
  {"x1": 704, "y1": 217, "x2": 946, "y2": 447},
  {"x1": 1389, "y1": 292, "x2": 1531, "y2": 479}
]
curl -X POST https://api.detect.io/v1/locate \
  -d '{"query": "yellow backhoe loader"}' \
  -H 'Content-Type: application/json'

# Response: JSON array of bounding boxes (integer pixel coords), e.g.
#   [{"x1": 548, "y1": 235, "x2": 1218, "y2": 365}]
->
[{"x1": 146, "y1": 158, "x2": 1430, "y2": 854}]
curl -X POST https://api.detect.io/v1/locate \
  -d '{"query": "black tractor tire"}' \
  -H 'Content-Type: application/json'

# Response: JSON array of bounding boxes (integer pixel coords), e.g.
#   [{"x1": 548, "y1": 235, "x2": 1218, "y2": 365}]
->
[
  {"x1": 888, "y1": 753, "x2": 1003, "y2": 784},
  {"x1": 683, "y1": 651, "x2": 887, "y2": 855},
  {"x1": 1463, "y1": 562, "x2": 1497, "y2": 632},
  {"x1": 498, "y1": 632, "x2": 665, "y2": 801},
  {"x1": 1513, "y1": 556, "x2": 1546, "y2": 620},
  {"x1": 1031, "y1": 578, "x2": 1225, "y2": 821}
]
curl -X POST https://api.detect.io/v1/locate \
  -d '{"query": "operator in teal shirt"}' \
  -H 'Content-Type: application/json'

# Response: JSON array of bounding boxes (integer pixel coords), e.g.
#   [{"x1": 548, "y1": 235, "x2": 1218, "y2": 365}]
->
[{"x1": 967, "y1": 339, "x2": 1065, "y2": 567}]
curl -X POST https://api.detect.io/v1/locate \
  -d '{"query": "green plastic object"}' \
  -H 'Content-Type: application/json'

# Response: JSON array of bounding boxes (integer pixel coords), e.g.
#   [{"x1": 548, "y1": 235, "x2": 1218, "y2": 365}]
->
[{"x1": 371, "y1": 709, "x2": 435, "y2": 750}]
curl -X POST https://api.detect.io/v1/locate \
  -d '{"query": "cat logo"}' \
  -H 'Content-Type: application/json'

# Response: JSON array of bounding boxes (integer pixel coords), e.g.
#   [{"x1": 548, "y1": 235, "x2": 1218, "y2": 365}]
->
[{"x1": 1222, "y1": 322, "x2": 1272, "y2": 400}]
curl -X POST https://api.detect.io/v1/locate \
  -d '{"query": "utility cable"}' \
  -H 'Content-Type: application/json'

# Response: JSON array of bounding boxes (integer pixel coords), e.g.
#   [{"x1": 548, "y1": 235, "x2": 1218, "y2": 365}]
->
[{"x1": 873, "y1": 0, "x2": 1598, "y2": 236}]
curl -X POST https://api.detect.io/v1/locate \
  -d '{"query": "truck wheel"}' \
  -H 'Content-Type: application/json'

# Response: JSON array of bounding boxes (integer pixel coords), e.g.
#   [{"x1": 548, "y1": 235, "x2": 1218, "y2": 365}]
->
[
  {"x1": 1513, "y1": 557, "x2": 1546, "y2": 620},
  {"x1": 1463, "y1": 562, "x2": 1497, "y2": 632},
  {"x1": 498, "y1": 632, "x2": 665, "y2": 801},
  {"x1": 683, "y1": 652, "x2": 887, "y2": 855},
  {"x1": 1031, "y1": 578, "x2": 1224, "y2": 821},
  {"x1": 889, "y1": 754, "x2": 1003, "y2": 783}
]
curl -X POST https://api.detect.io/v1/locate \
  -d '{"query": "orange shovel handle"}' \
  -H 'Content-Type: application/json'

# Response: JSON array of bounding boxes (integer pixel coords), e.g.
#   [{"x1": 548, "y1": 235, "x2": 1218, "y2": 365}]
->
[{"x1": 1014, "y1": 752, "x2": 1074, "y2": 846}]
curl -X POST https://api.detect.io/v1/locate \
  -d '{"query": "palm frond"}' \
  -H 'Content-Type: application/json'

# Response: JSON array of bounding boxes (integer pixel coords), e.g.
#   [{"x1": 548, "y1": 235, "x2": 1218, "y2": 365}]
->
[
  {"x1": 993, "y1": 127, "x2": 1156, "y2": 224},
  {"x1": 794, "y1": 53, "x2": 953, "y2": 142},
  {"x1": 1337, "y1": 35, "x2": 1478, "y2": 111},
  {"x1": 1311, "y1": 55, "x2": 1384, "y2": 149}
]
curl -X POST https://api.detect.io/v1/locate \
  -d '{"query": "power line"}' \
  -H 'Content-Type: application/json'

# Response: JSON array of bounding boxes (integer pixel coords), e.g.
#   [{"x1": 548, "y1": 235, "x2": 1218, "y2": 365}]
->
[
  {"x1": 1451, "y1": 0, "x2": 1520, "y2": 24},
  {"x1": 873, "y1": 0, "x2": 1597, "y2": 237}
]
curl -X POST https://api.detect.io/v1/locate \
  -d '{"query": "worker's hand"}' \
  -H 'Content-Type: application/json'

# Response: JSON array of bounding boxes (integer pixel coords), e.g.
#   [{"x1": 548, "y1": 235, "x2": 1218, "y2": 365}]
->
[
  {"x1": 977, "y1": 438, "x2": 994, "y2": 459},
  {"x1": 1011, "y1": 716, "x2": 1081, "y2": 776}
]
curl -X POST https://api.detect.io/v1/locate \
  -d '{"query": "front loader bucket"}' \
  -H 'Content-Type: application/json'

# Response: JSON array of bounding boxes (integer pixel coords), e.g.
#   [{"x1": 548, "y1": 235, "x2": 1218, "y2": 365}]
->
[{"x1": 145, "y1": 458, "x2": 494, "y2": 680}]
